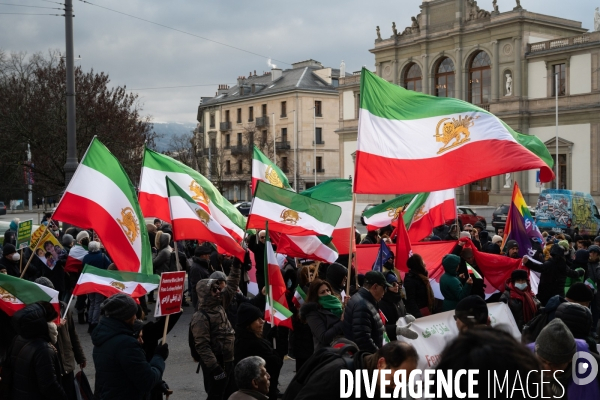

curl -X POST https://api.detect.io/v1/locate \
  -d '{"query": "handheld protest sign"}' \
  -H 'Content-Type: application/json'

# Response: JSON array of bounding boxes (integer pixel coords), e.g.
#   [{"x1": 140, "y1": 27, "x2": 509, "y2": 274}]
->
[
  {"x1": 154, "y1": 271, "x2": 186, "y2": 343},
  {"x1": 16, "y1": 219, "x2": 33, "y2": 249}
]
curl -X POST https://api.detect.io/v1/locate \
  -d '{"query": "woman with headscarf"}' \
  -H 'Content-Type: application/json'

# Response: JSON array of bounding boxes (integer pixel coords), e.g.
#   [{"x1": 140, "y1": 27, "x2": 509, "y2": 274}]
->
[
  {"x1": 299, "y1": 279, "x2": 344, "y2": 351},
  {"x1": 403, "y1": 254, "x2": 435, "y2": 317},
  {"x1": 380, "y1": 272, "x2": 413, "y2": 340},
  {"x1": 500, "y1": 269, "x2": 540, "y2": 331}
]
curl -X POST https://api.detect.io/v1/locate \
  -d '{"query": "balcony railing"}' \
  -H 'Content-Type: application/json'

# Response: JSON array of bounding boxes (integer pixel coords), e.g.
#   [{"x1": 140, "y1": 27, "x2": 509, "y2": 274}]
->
[
  {"x1": 220, "y1": 121, "x2": 231, "y2": 131},
  {"x1": 339, "y1": 75, "x2": 361, "y2": 86},
  {"x1": 255, "y1": 116, "x2": 269, "y2": 127},
  {"x1": 315, "y1": 169, "x2": 325, "y2": 173},
  {"x1": 230, "y1": 145, "x2": 250, "y2": 155},
  {"x1": 313, "y1": 140, "x2": 325, "y2": 145},
  {"x1": 527, "y1": 33, "x2": 598, "y2": 53},
  {"x1": 275, "y1": 141, "x2": 290, "y2": 150}
]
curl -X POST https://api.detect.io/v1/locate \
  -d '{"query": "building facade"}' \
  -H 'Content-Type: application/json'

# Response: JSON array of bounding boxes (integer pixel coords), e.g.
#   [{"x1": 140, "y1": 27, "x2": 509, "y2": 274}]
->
[
  {"x1": 196, "y1": 60, "x2": 343, "y2": 202},
  {"x1": 337, "y1": 0, "x2": 600, "y2": 206}
]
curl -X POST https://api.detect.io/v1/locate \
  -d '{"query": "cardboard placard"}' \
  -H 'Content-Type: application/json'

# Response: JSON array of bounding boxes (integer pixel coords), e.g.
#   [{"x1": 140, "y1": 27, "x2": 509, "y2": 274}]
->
[
  {"x1": 154, "y1": 271, "x2": 186, "y2": 317},
  {"x1": 16, "y1": 219, "x2": 33, "y2": 249}
]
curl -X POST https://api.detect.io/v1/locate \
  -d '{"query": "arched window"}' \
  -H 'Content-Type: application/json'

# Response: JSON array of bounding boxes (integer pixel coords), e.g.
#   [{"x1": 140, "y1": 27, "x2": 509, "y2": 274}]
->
[
  {"x1": 435, "y1": 57, "x2": 455, "y2": 98},
  {"x1": 404, "y1": 63, "x2": 422, "y2": 92},
  {"x1": 469, "y1": 51, "x2": 491, "y2": 105}
]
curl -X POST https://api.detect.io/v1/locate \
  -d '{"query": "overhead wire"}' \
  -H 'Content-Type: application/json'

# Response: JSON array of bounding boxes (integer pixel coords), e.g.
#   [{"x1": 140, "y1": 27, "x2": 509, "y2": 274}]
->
[
  {"x1": 0, "y1": 12, "x2": 61, "y2": 15},
  {"x1": 129, "y1": 83, "x2": 236, "y2": 91},
  {"x1": 0, "y1": 2, "x2": 62, "y2": 9}
]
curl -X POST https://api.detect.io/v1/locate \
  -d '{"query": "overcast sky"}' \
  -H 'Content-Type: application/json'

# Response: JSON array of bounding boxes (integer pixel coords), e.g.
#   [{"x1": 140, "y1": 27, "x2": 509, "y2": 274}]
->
[{"x1": 2, "y1": 0, "x2": 597, "y2": 123}]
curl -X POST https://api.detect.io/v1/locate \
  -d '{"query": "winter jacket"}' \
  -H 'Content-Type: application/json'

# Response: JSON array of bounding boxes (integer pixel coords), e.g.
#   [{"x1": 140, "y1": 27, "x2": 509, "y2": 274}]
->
[
  {"x1": 248, "y1": 235, "x2": 266, "y2": 290},
  {"x1": 452, "y1": 244, "x2": 485, "y2": 299},
  {"x1": 341, "y1": 287, "x2": 384, "y2": 352},
  {"x1": 440, "y1": 260, "x2": 472, "y2": 312},
  {"x1": 55, "y1": 302, "x2": 85, "y2": 375},
  {"x1": 41, "y1": 263, "x2": 66, "y2": 300},
  {"x1": 229, "y1": 390, "x2": 269, "y2": 400},
  {"x1": 152, "y1": 232, "x2": 172, "y2": 275},
  {"x1": 360, "y1": 234, "x2": 378, "y2": 245},
  {"x1": 91, "y1": 317, "x2": 165, "y2": 400},
  {"x1": 81, "y1": 250, "x2": 111, "y2": 270},
  {"x1": 588, "y1": 260, "x2": 600, "y2": 311},
  {"x1": 524, "y1": 255, "x2": 581, "y2": 306},
  {"x1": 0, "y1": 255, "x2": 20, "y2": 277},
  {"x1": 234, "y1": 327, "x2": 283, "y2": 400},
  {"x1": 379, "y1": 290, "x2": 407, "y2": 340},
  {"x1": 299, "y1": 302, "x2": 343, "y2": 351},
  {"x1": 499, "y1": 285, "x2": 540, "y2": 332},
  {"x1": 8, "y1": 303, "x2": 66, "y2": 400},
  {"x1": 190, "y1": 261, "x2": 241, "y2": 371},
  {"x1": 403, "y1": 271, "x2": 430, "y2": 317},
  {"x1": 189, "y1": 257, "x2": 212, "y2": 308}
]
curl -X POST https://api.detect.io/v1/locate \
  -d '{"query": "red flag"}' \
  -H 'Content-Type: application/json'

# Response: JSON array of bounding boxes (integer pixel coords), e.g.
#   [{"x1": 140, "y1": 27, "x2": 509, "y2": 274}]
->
[
  {"x1": 394, "y1": 213, "x2": 413, "y2": 273},
  {"x1": 460, "y1": 238, "x2": 522, "y2": 291}
]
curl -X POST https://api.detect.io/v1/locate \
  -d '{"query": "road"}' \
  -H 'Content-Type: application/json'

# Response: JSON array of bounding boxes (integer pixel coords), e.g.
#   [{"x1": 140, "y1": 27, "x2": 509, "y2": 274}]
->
[{"x1": 0, "y1": 210, "x2": 48, "y2": 225}]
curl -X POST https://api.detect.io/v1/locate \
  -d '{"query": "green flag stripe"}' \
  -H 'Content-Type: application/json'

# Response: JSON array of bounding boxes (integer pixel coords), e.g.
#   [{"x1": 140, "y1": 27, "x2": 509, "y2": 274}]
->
[
  {"x1": 403, "y1": 193, "x2": 429, "y2": 225},
  {"x1": 300, "y1": 179, "x2": 352, "y2": 203},
  {"x1": 0, "y1": 274, "x2": 52, "y2": 303},
  {"x1": 82, "y1": 264, "x2": 160, "y2": 284},
  {"x1": 362, "y1": 194, "x2": 417, "y2": 220},
  {"x1": 253, "y1": 146, "x2": 291, "y2": 188}
]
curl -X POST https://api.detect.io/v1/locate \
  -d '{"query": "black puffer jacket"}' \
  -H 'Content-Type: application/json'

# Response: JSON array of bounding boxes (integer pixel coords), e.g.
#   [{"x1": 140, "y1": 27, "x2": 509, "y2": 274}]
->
[
  {"x1": 299, "y1": 302, "x2": 343, "y2": 351},
  {"x1": 341, "y1": 287, "x2": 384, "y2": 352},
  {"x1": 403, "y1": 271, "x2": 430, "y2": 317},
  {"x1": 379, "y1": 291, "x2": 406, "y2": 340},
  {"x1": 8, "y1": 303, "x2": 66, "y2": 400},
  {"x1": 524, "y1": 250, "x2": 582, "y2": 306}
]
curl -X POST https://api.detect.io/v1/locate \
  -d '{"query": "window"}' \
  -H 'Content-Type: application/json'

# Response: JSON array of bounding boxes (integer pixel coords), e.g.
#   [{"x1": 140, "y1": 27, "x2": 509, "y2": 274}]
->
[
  {"x1": 261, "y1": 130, "x2": 267, "y2": 145},
  {"x1": 281, "y1": 156, "x2": 288, "y2": 172},
  {"x1": 404, "y1": 63, "x2": 422, "y2": 92},
  {"x1": 237, "y1": 132, "x2": 242, "y2": 146},
  {"x1": 316, "y1": 156, "x2": 323, "y2": 172},
  {"x1": 553, "y1": 64, "x2": 566, "y2": 96},
  {"x1": 237, "y1": 108, "x2": 242, "y2": 123},
  {"x1": 281, "y1": 128, "x2": 287, "y2": 143},
  {"x1": 210, "y1": 114, "x2": 215, "y2": 128},
  {"x1": 314, "y1": 101, "x2": 322, "y2": 117},
  {"x1": 281, "y1": 101, "x2": 287, "y2": 117},
  {"x1": 225, "y1": 110, "x2": 230, "y2": 123},
  {"x1": 225, "y1": 160, "x2": 231, "y2": 174},
  {"x1": 248, "y1": 106, "x2": 254, "y2": 122},
  {"x1": 315, "y1": 127, "x2": 323, "y2": 144},
  {"x1": 225, "y1": 134, "x2": 230, "y2": 148},
  {"x1": 332, "y1": 78, "x2": 339, "y2": 87},
  {"x1": 435, "y1": 57, "x2": 455, "y2": 98},
  {"x1": 550, "y1": 154, "x2": 567, "y2": 189},
  {"x1": 469, "y1": 51, "x2": 491, "y2": 105},
  {"x1": 237, "y1": 159, "x2": 243, "y2": 174},
  {"x1": 262, "y1": 104, "x2": 267, "y2": 116}
]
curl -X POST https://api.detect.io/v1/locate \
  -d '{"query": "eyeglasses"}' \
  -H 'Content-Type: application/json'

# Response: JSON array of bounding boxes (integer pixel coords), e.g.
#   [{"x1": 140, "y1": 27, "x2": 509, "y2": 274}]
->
[
  {"x1": 259, "y1": 236, "x2": 266, "y2": 240},
  {"x1": 211, "y1": 286, "x2": 222, "y2": 293}
]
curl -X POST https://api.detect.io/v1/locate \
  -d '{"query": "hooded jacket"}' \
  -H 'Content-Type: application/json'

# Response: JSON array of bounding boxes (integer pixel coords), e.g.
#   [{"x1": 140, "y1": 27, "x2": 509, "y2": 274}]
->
[
  {"x1": 564, "y1": 250, "x2": 588, "y2": 294},
  {"x1": 152, "y1": 232, "x2": 172, "y2": 275},
  {"x1": 341, "y1": 287, "x2": 384, "y2": 352},
  {"x1": 326, "y1": 263, "x2": 347, "y2": 300},
  {"x1": 403, "y1": 270, "x2": 430, "y2": 317},
  {"x1": 524, "y1": 251, "x2": 582, "y2": 306},
  {"x1": 440, "y1": 259, "x2": 472, "y2": 312},
  {"x1": 299, "y1": 302, "x2": 344, "y2": 351},
  {"x1": 190, "y1": 261, "x2": 240, "y2": 371},
  {"x1": 91, "y1": 316, "x2": 165, "y2": 400},
  {"x1": 8, "y1": 303, "x2": 66, "y2": 400}
]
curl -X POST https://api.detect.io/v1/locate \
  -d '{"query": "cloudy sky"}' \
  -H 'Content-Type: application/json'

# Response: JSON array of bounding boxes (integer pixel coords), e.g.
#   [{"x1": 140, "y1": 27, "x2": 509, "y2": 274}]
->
[{"x1": 2, "y1": 0, "x2": 596, "y2": 123}]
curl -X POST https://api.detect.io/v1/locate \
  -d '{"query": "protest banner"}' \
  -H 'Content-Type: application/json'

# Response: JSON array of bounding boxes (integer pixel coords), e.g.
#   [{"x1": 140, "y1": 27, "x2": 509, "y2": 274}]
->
[
  {"x1": 154, "y1": 271, "x2": 186, "y2": 343},
  {"x1": 29, "y1": 225, "x2": 48, "y2": 250},
  {"x1": 16, "y1": 219, "x2": 33, "y2": 249},
  {"x1": 396, "y1": 303, "x2": 520, "y2": 370}
]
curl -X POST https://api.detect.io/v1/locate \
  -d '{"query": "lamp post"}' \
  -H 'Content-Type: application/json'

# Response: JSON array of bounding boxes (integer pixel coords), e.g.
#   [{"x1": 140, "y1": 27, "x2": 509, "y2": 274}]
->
[
  {"x1": 555, "y1": 72, "x2": 559, "y2": 189},
  {"x1": 293, "y1": 110, "x2": 297, "y2": 191},
  {"x1": 63, "y1": 0, "x2": 78, "y2": 185},
  {"x1": 272, "y1": 112, "x2": 276, "y2": 162}
]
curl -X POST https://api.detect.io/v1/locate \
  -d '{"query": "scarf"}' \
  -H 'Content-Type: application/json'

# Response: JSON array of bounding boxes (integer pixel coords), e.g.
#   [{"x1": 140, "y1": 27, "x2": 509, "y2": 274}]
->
[
  {"x1": 318, "y1": 294, "x2": 343, "y2": 318},
  {"x1": 417, "y1": 273, "x2": 435, "y2": 312},
  {"x1": 507, "y1": 279, "x2": 537, "y2": 323}
]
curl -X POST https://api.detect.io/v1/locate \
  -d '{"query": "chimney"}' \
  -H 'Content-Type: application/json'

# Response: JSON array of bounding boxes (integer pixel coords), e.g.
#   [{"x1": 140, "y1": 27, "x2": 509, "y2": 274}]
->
[
  {"x1": 237, "y1": 76, "x2": 245, "y2": 87},
  {"x1": 217, "y1": 84, "x2": 229, "y2": 96},
  {"x1": 254, "y1": 70, "x2": 257, "y2": 76},
  {"x1": 271, "y1": 68, "x2": 282, "y2": 81}
]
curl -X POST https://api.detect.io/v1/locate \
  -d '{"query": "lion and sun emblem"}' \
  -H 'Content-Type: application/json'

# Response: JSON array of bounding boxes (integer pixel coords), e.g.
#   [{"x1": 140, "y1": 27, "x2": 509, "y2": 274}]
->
[
  {"x1": 434, "y1": 115, "x2": 478, "y2": 155},
  {"x1": 116, "y1": 207, "x2": 139, "y2": 245}
]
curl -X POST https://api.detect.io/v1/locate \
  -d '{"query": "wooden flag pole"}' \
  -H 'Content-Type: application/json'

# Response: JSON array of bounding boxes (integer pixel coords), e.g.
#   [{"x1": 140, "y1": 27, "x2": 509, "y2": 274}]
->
[
  {"x1": 345, "y1": 194, "x2": 356, "y2": 297},
  {"x1": 162, "y1": 314, "x2": 170, "y2": 344},
  {"x1": 20, "y1": 219, "x2": 52, "y2": 278}
]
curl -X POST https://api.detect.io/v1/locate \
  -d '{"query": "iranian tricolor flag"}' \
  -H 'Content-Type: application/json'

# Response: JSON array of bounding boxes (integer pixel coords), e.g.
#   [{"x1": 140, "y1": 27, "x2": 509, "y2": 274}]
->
[
  {"x1": 274, "y1": 233, "x2": 338, "y2": 263},
  {"x1": 406, "y1": 189, "x2": 456, "y2": 242},
  {"x1": 0, "y1": 273, "x2": 60, "y2": 321},
  {"x1": 466, "y1": 263, "x2": 483, "y2": 279},
  {"x1": 166, "y1": 177, "x2": 246, "y2": 261},
  {"x1": 247, "y1": 181, "x2": 342, "y2": 238},
  {"x1": 301, "y1": 179, "x2": 354, "y2": 255},
  {"x1": 363, "y1": 194, "x2": 417, "y2": 232},
  {"x1": 139, "y1": 148, "x2": 246, "y2": 242},
  {"x1": 354, "y1": 68, "x2": 554, "y2": 194},
  {"x1": 52, "y1": 138, "x2": 152, "y2": 274},
  {"x1": 252, "y1": 145, "x2": 292, "y2": 194},
  {"x1": 264, "y1": 298, "x2": 293, "y2": 329},
  {"x1": 292, "y1": 285, "x2": 307, "y2": 308},
  {"x1": 73, "y1": 265, "x2": 160, "y2": 298},
  {"x1": 64, "y1": 244, "x2": 88, "y2": 273},
  {"x1": 264, "y1": 225, "x2": 293, "y2": 329}
]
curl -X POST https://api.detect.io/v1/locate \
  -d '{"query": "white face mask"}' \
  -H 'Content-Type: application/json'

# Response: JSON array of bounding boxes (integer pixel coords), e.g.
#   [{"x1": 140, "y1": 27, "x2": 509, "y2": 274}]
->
[
  {"x1": 515, "y1": 282, "x2": 528, "y2": 291},
  {"x1": 11, "y1": 253, "x2": 20, "y2": 261}
]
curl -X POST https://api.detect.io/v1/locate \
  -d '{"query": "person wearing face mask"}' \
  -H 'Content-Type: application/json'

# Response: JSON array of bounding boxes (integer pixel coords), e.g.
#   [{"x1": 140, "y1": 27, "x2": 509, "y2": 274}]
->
[
  {"x1": 92, "y1": 293, "x2": 168, "y2": 400},
  {"x1": 6, "y1": 301, "x2": 66, "y2": 400},
  {"x1": 500, "y1": 269, "x2": 540, "y2": 332},
  {"x1": 64, "y1": 231, "x2": 90, "y2": 324},
  {"x1": 300, "y1": 279, "x2": 344, "y2": 351},
  {"x1": 0, "y1": 243, "x2": 21, "y2": 277},
  {"x1": 379, "y1": 272, "x2": 418, "y2": 341}
]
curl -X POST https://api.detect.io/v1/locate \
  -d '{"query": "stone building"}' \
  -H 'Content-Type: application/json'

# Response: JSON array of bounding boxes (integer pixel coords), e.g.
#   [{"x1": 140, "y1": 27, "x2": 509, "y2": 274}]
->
[
  {"x1": 196, "y1": 60, "x2": 343, "y2": 202},
  {"x1": 337, "y1": 0, "x2": 600, "y2": 206}
]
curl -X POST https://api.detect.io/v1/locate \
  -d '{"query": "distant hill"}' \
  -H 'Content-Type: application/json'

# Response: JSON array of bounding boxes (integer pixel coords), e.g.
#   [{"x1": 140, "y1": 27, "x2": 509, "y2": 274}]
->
[{"x1": 152, "y1": 122, "x2": 197, "y2": 152}]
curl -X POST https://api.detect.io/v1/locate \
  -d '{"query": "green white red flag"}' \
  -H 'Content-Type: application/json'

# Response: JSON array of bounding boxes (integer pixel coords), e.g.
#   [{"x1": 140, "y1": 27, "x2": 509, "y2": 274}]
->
[
  {"x1": 264, "y1": 225, "x2": 293, "y2": 329},
  {"x1": 406, "y1": 189, "x2": 456, "y2": 242},
  {"x1": 354, "y1": 68, "x2": 554, "y2": 194},
  {"x1": 166, "y1": 177, "x2": 245, "y2": 261},
  {"x1": 292, "y1": 285, "x2": 307, "y2": 308},
  {"x1": 0, "y1": 273, "x2": 60, "y2": 321},
  {"x1": 264, "y1": 297, "x2": 293, "y2": 329},
  {"x1": 274, "y1": 233, "x2": 338, "y2": 264},
  {"x1": 363, "y1": 194, "x2": 417, "y2": 232},
  {"x1": 247, "y1": 181, "x2": 341, "y2": 238},
  {"x1": 139, "y1": 148, "x2": 246, "y2": 242},
  {"x1": 466, "y1": 263, "x2": 483, "y2": 279},
  {"x1": 52, "y1": 138, "x2": 153, "y2": 274},
  {"x1": 72, "y1": 265, "x2": 160, "y2": 298},
  {"x1": 252, "y1": 145, "x2": 292, "y2": 194}
]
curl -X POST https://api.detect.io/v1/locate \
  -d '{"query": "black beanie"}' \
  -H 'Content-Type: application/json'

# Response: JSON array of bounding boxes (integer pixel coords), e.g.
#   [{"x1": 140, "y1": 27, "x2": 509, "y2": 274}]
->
[
  {"x1": 535, "y1": 319, "x2": 576, "y2": 364},
  {"x1": 236, "y1": 303, "x2": 263, "y2": 328},
  {"x1": 511, "y1": 269, "x2": 528, "y2": 282},
  {"x1": 565, "y1": 283, "x2": 594, "y2": 303},
  {"x1": 455, "y1": 295, "x2": 488, "y2": 325},
  {"x1": 555, "y1": 302, "x2": 592, "y2": 339},
  {"x1": 100, "y1": 294, "x2": 138, "y2": 321}
]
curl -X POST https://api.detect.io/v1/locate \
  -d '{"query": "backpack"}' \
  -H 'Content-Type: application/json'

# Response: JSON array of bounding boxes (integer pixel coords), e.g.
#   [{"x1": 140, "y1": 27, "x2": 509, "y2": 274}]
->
[
  {"x1": 283, "y1": 344, "x2": 357, "y2": 400},
  {"x1": 521, "y1": 309, "x2": 549, "y2": 344},
  {"x1": 189, "y1": 309, "x2": 211, "y2": 373}
]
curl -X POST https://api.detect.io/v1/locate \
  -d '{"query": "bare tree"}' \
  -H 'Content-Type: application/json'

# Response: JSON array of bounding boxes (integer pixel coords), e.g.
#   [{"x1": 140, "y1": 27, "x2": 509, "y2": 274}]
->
[{"x1": 165, "y1": 131, "x2": 195, "y2": 167}]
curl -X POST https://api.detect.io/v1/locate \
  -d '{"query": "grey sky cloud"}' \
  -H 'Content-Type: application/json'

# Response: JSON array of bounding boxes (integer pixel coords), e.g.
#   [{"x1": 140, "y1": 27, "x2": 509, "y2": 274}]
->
[{"x1": 2, "y1": 0, "x2": 596, "y2": 123}]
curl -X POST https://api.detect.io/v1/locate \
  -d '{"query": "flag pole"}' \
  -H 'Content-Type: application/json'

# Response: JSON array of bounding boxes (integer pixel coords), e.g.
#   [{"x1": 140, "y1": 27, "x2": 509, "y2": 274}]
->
[
  {"x1": 265, "y1": 222, "x2": 276, "y2": 349},
  {"x1": 345, "y1": 193, "x2": 356, "y2": 296},
  {"x1": 162, "y1": 314, "x2": 170, "y2": 344},
  {"x1": 20, "y1": 219, "x2": 52, "y2": 278},
  {"x1": 63, "y1": 293, "x2": 75, "y2": 319}
]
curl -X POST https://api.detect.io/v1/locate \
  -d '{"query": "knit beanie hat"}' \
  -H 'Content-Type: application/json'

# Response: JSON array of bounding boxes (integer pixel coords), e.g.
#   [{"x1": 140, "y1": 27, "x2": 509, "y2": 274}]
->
[
  {"x1": 588, "y1": 245, "x2": 600, "y2": 254},
  {"x1": 62, "y1": 234, "x2": 74, "y2": 247},
  {"x1": 236, "y1": 302, "x2": 263, "y2": 328},
  {"x1": 385, "y1": 272, "x2": 398, "y2": 284},
  {"x1": 76, "y1": 230, "x2": 90, "y2": 243},
  {"x1": 442, "y1": 254, "x2": 460, "y2": 269},
  {"x1": 100, "y1": 293, "x2": 138, "y2": 321},
  {"x1": 550, "y1": 244, "x2": 565, "y2": 257},
  {"x1": 565, "y1": 283, "x2": 594, "y2": 303},
  {"x1": 209, "y1": 271, "x2": 227, "y2": 281},
  {"x1": 455, "y1": 295, "x2": 488, "y2": 325},
  {"x1": 506, "y1": 240, "x2": 519, "y2": 250},
  {"x1": 558, "y1": 240, "x2": 570, "y2": 253},
  {"x1": 2, "y1": 243, "x2": 16, "y2": 256},
  {"x1": 35, "y1": 277, "x2": 55, "y2": 290},
  {"x1": 491, "y1": 235, "x2": 503, "y2": 244},
  {"x1": 573, "y1": 249, "x2": 589, "y2": 266},
  {"x1": 535, "y1": 319, "x2": 576, "y2": 364},
  {"x1": 555, "y1": 302, "x2": 592, "y2": 339}
]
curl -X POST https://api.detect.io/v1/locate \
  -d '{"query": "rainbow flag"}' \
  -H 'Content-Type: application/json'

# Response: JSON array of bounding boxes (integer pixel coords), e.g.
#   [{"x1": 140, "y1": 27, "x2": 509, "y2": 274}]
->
[{"x1": 503, "y1": 182, "x2": 543, "y2": 256}]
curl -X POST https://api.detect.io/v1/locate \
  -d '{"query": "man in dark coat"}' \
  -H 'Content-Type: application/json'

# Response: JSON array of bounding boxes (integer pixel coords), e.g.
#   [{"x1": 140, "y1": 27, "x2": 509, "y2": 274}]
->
[
  {"x1": 0, "y1": 243, "x2": 21, "y2": 277},
  {"x1": 248, "y1": 232, "x2": 267, "y2": 291},
  {"x1": 189, "y1": 244, "x2": 213, "y2": 309},
  {"x1": 92, "y1": 294, "x2": 168, "y2": 400}
]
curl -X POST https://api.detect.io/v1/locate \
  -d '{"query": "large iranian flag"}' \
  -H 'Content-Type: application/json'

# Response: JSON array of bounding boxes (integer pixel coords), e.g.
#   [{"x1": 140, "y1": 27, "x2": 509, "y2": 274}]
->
[
  {"x1": 252, "y1": 145, "x2": 292, "y2": 194},
  {"x1": 52, "y1": 138, "x2": 152, "y2": 274},
  {"x1": 354, "y1": 68, "x2": 554, "y2": 194},
  {"x1": 0, "y1": 273, "x2": 60, "y2": 320},
  {"x1": 406, "y1": 189, "x2": 456, "y2": 242},
  {"x1": 301, "y1": 179, "x2": 353, "y2": 255},
  {"x1": 166, "y1": 177, "x2": 246, "y2": 261},
  {"x1": 247, "y1": 181, "x2": 341, "y2": 237},
  {"x1": 73, "y1": 265, "x2": 160, "y2": 298},
  {"x1": 139, "y1": 148, "x2": 246, "y2": 242}
]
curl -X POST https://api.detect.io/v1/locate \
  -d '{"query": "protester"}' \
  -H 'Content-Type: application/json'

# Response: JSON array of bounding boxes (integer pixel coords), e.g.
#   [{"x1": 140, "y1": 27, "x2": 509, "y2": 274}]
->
[
  {"x1": 453, "y1": 244, "x2": 485, "y2": 298},
  {"x1": 325, "y1": 262, "x2": 347, "y2": 302},
  {"x1": 300, "y1": 279, "x2": 344, "y2": 350},
  {"x1": 152, "y1": 231, "x2": 172, "y2": 276},
  {"x1": 587, "y1": 244, "x2": 600, "y2": 338},
  {"x1": 555, "y1": 302, "x2": 598, "y2": 354},
  {"x1": 191, "y1": 259, "x2": 241, "y2": 400},
  {"x1": 453, "y1": 295, "x2": 490, "y2": 332},
  {"x1": 248, "y1": 231, "x2": 267, "y2": 291},
  {"x1": 403, "y1": 254, "x2": 435, "y2": 317},
  {"x1": 82, "y1": 241, "x2": 112, "y2": 332},
  {"x1": 6, "y1": 301, "x2": 66, "y2": 399},
  {"x1": 500, "y1": 269, "x2": 540, "y2": 331},
  {"x1": 360, "y1": 230, "x2": 379, "y2": 244},
  {"x1": 444, "y1": 224, "x2": 458, "y2": 240},
  {"x1": 440, "y1": 254, "x2": 472, "y2": 311},
  {"x1": 504, "y1": 240, "x2": 520, "y2": 258},
  {"x1": 92, "y1": 293, "x2": 168, "y2": 399},
  {"x1": 229, "y1": 356, "x2": 270, "y2": 400},
  {"x1": 189, "y1": 244, "x2": 213, "y2": 309},
  {"x1": 67, "y1": 231, "x2": 90, "y2": 324},
  {"x1": 3, "y1": 218, "x2": 19, "y2": 247},
  {"x1": 233, "y1": 303, "x2": 283, "y2": 400},
  {"x1": 379, "y1": 272, "x2": 412, "y2": 340},
  {"x1": 482, "y1": 235, "x2": 502, "y2": 254},
  {"x1": 564, "y1": 249, "x2": 588, "y2": 294},
  {"x1": 0, "y1": 243, "x2": 20, "y2": 277}
]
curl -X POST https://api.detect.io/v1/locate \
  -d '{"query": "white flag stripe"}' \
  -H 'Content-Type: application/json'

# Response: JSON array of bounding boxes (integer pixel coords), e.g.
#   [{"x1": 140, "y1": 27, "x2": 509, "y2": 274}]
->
[
  {"x1": 332, "y1": 201, "x2": 353, "y2": 229},
  {"x1": 412, "y1": 189, "x2": 455, "y2": 224},
  {"x1": 77, "y1": 273, "x2": 158, "y2": 294},
  {"x1": 358, "y1": 109, "x2": 518, "y2": 159},
  {"x1": 67, "y1": 164, "x2": 142, "y2": 260},
  {"x1": 287, "y1": 235, "x2": 338, "y2": 263},
  {"x1": 252, "y1": 159, "x2": 269, "y2": 181},
  {"x1": 170, "y1": 196, "x2": 237, "y2": 240}
]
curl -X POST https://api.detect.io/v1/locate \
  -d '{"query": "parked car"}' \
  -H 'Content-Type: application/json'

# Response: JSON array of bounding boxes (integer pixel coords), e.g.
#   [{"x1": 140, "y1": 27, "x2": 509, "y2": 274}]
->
[
  {"x1": 492, "y1": 204, "x2": 509, "y2": 231},
  {"x1": 448, "y1": 206, "x2": 486, "y2": 230},
  {"x1": 535, "y1": 189, "x2": 600, "y2": 236},
  {"x1": 360, "y1": 203, "x2": 379, "y2": 225},
  {"x1": 0, "y1": 201, "x2": 6, "y2": 215},
  {"x1": 234, "y1": 201, "x2": 252, "y2": 216}
]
